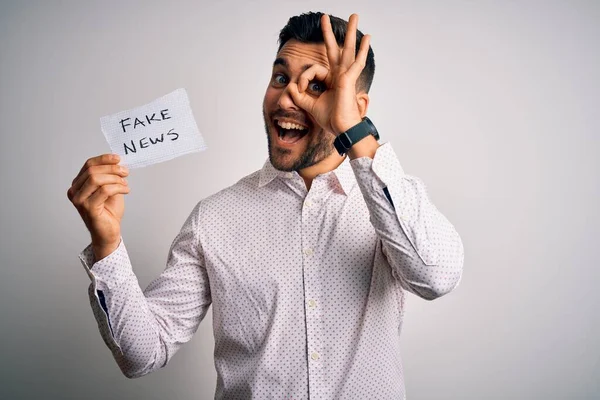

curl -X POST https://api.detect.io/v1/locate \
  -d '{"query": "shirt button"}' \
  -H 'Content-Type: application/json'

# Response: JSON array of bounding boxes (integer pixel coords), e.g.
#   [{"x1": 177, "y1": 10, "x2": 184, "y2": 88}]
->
[
  {"x1": 308, "y1": 299, "x2": 317, "y2": 308},
  {"x1": 311, "y1": 352, "x2": 320, "y2": 361},
  {"x1": 305, "y1": 200, "x2": 313, "y2": 207},
  {"x1": 304, "y1": 248, "x2": 314, "y2": 256},
  {"x1": 286, "y1": 172, "x2": 293, "y2": 178}
]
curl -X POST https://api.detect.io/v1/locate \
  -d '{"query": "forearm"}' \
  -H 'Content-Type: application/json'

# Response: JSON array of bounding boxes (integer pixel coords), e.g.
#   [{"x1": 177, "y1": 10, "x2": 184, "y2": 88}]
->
[
  {"x1": 92, "y1": 240, "x2": 121, "y2": 262},
  {"x1": 350, "y1": 142, "x2": 464, "y2": 299},
  {"x1": 82, "y1": 240, "x2": 170, "y2": 378},
  {"x1": 370, "y1": 180, "x2": 464, "y2": 299},
  {"x1": 78, "y1": 201, "x2": 211, "y2": 377}
]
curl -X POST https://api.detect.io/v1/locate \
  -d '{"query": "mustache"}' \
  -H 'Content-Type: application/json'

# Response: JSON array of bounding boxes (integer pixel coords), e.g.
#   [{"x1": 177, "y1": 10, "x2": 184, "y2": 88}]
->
[{"x1": 270, "y1": 110, "x2": 310, "y2": 126}]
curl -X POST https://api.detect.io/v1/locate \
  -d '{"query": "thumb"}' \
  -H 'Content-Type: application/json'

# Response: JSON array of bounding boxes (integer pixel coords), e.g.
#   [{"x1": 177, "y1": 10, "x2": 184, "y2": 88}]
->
[{"x1": 288, "y1": 83, "x2": 315, "y2": 114}]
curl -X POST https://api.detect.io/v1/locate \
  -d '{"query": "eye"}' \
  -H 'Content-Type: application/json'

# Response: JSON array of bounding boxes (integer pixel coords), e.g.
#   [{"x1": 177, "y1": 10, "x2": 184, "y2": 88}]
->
[
  {"x1": 308, "y1": 80, "x2": 326, "y2": 94},
  {"x1": 272, "y1": 73, "x2": 288, "y2": 87}
]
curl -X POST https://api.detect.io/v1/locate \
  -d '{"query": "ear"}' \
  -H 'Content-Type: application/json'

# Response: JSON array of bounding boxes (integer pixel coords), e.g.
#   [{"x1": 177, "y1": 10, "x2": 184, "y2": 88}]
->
[{"x1": 356, "y1": 92, "x2": 370, "y2": 118}]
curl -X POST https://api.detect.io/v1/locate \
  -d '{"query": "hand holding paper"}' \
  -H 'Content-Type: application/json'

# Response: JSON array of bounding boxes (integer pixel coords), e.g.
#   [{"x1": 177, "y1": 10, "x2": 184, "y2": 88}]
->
[
  {"x1": 67, "y1": 88, "x2": 206, "y2": 260},
  {"x1": 67, "y1": 153, "x2": 130, "y2": 261}
]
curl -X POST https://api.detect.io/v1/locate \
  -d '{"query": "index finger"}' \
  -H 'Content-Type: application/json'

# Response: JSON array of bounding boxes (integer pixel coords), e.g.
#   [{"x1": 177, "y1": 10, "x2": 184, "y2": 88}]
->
[
  {"x1": 74, "y1": 153, "x2": 120, "y2": 184},
  {"x1": 342, "y1": 14, "x2": 359, "y2": 67},
  {"x1": 321, "y1": 14, "x2": 340, "y2": 65},
  {"x1": 298, "y1": 64, "x2": 331, "y2": 93}
]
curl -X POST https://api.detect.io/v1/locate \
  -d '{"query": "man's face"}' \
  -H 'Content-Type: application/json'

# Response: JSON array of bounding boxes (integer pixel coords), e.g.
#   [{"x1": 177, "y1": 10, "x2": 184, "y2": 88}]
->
[{"x1": 263, "y1": 39, "x2": 336, "y2": 172}]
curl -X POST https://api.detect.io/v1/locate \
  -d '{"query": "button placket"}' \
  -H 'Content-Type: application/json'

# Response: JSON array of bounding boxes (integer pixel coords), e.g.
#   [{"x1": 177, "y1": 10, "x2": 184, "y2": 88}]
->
[
  {"x1": 301, "y1": 187, "x2": 325, "y2": 388},
  {"x1": 304, "y1": 260, "x2": 323, "y2": 374}
]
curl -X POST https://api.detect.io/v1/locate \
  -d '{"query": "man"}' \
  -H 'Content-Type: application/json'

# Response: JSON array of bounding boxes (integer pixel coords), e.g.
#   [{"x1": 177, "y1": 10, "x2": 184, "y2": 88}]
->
[{"x1": 67, "y1": 11, "x2": 464, "y2": 399}]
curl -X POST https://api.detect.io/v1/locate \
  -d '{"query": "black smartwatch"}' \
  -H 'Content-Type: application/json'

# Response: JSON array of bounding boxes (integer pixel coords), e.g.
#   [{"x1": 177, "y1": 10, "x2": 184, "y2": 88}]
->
[{"x1": 333, "y1": 117, "x2": 380, "y2": 156}]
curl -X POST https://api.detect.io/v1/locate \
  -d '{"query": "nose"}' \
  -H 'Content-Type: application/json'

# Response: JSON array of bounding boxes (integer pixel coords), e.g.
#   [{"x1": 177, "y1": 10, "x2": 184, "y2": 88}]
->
[{"x1": 277, "y1": 85, "x2": 299, "y2": 110}]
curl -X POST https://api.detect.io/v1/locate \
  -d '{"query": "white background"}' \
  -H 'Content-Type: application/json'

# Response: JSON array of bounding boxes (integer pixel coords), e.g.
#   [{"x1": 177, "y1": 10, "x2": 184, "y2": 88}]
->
[{"x1": 0, "y1": 1, "x2": 598, "y2": 399}]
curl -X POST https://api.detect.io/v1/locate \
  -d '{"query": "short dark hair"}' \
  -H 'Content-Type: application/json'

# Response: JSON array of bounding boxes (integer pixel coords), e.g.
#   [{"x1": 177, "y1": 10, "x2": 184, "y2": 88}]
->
[{"x1": 278, "y1": 11, "x2": 375, "y2": 93}]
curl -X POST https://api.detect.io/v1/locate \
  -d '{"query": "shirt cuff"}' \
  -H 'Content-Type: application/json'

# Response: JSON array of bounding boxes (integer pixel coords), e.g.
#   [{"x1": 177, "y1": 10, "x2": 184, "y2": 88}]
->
[
  {"x1": 78, "y1": 237, "x2": 134, "y2": 291},
  {"x1": 349, "y1": 141, "x2": 406, "y2": 190}
]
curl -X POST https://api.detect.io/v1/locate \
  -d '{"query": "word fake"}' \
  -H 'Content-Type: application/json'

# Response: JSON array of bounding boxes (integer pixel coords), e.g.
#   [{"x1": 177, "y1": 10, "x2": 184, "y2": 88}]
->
[{"x1": 119, "y1": 109, "x2": 171, "y2": 133}]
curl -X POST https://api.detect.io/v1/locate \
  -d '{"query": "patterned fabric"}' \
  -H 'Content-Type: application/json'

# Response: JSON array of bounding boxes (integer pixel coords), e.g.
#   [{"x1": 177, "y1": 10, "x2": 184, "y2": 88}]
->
[{"x1": 79, "y1": 141, "x2": 464, "y2": 399}]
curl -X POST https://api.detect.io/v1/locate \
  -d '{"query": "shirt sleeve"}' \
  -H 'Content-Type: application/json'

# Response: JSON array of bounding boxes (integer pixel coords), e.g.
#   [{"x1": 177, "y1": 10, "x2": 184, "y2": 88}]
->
[
  {"x1": 349, "y1": 142, "x2": 464, "y2": 300},
  {"x1": 78, "y1": 200, "x2": 211, "y2": 378}
]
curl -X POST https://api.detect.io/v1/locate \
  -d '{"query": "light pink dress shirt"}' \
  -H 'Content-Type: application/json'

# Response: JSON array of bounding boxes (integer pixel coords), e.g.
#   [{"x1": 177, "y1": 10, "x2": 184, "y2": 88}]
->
[{"x1": 79, "y1": 142, "x2": 464, "y2": 399}]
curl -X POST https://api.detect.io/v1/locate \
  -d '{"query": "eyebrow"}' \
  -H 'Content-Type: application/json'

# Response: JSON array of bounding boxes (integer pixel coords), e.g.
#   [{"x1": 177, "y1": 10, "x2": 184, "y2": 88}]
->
[{"x1": 273, "y1": 57, "x2": 313, "y2": 72}]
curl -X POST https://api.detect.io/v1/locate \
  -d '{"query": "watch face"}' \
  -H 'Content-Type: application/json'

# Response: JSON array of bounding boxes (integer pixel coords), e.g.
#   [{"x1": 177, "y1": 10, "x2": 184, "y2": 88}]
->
[
  {"x1": 334, "y1": 138, "x2": 348, "y2": 156},
  {"x1": 334, "y1": 133, "x2": 352, "y2": 156},
  {"x1": 338, "y1": 132, "x2": 353, "y2": 149},
  {"x1": 334, "y1": 117, "x2": 379, "y2": 156}
]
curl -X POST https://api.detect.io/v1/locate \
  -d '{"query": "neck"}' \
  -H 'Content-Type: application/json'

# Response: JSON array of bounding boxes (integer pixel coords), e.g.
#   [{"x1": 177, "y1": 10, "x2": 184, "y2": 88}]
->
[{"x1": 298, "y1": 151, "x2": 346, "y2": 191}]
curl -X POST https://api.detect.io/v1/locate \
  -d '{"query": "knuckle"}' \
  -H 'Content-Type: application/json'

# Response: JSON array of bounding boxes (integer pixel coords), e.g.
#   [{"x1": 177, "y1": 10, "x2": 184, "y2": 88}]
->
[
  {"x1": 81, "y1": 199, "x2": 91, "y2": 211},
  {"x1": 75, "y1": 173, "x2": 86, "y2": 187},
  {"x1": 85, "y1": 166, "x2": 95, "y2": 177},
  {"x1": 88, "y1": 174, "x2": 100, "y2": 185}
]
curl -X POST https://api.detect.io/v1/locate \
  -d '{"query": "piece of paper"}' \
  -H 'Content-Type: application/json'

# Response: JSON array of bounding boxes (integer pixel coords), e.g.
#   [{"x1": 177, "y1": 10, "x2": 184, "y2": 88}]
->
[{"x1": 100, "y1": 88, "x2": 207, "y2": 169}]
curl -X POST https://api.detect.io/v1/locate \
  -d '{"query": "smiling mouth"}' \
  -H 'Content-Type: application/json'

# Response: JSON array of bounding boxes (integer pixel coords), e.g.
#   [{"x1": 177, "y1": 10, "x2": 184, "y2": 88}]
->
[{"x1": 274, "y1": 119, "x2": 309, "y2": 144}]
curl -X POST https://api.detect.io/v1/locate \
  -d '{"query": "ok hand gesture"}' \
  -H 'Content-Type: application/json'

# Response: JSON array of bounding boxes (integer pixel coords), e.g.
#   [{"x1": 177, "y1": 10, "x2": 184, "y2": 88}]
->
[{"x1": 288, "y1": 13, "x2": 371, "y2": 137}]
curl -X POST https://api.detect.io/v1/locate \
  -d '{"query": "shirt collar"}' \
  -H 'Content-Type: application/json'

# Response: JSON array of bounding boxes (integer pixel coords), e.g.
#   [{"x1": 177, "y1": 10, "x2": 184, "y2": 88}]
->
[{"x1": 258, "y1": 155, "x2": 356, "y2": 195}]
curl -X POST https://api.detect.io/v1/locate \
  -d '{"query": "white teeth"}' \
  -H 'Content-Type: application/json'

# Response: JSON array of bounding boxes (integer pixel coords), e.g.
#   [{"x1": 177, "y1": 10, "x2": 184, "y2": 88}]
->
[{"x1": 277, "y1": 120, "x2": 306, "y2": 130}]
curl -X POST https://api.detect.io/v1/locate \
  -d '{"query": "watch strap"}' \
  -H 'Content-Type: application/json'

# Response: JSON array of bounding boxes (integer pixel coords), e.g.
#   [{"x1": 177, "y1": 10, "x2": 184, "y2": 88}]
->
[{"x1": 334, "y1": 117, "x2": 379, "y2": 156}]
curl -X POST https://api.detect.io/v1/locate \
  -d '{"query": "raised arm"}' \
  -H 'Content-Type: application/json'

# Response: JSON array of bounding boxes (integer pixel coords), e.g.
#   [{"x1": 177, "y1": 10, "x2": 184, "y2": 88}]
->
[
  {"x1": 68, "y1": 154, "x2": 211, "y2": 378},
  {"x1": 282, "y1": 12, "x2": 464, "y2": 300},
  {"x1": 349, "y1": 140, "x2": 464, "y2": 300}
]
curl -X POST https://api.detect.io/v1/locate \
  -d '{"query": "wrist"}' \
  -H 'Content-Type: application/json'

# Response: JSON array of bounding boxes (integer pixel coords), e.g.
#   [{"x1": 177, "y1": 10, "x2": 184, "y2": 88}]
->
[
  {"x1": 336, "y1": 117, "x2": 363, "y2": 135},
  {"x1": 347, "y1": 135, "x2": 380, "y2": 160},
  {"x1": 333, "y1": 116, "x2": 380, "y2": 157},
  {"x1": 92, "y1": 239, "x2": 121, "y2": 262}
]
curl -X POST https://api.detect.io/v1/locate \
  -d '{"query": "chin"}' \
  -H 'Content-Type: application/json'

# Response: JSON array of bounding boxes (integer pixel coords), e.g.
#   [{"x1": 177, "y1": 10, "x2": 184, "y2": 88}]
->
[
  {"x1": 268, "y1": 145, "x2": 301, "y2": 172},
  {"x1": 265, "y1": 119, "x2": 334, "y2": 172}
]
